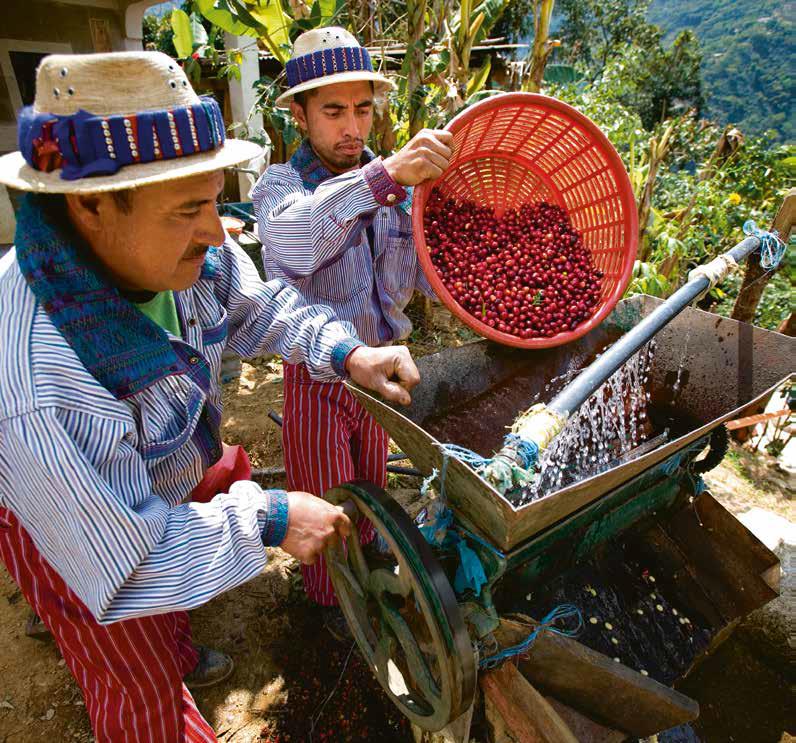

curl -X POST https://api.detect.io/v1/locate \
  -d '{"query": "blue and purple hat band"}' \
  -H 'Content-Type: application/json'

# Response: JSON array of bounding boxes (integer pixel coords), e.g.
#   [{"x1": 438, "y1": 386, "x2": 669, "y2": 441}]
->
[
  {"x1": 285, "y1": 46, "x2": 373, "y2": 89},
  {"x1": 18, "y1": 95, "x2": 225, "y2": 181}
]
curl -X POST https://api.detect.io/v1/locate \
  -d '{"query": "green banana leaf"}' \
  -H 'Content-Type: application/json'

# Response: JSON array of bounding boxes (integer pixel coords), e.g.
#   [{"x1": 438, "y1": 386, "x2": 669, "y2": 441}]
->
[
  {"x1": 171, "y1": 9, "x2": 194, "y2": 59},
  {"x1": 466, "y1": 56, "x2": 491, "y2": 98},
  {"x1": 197, "y1": 0, "x2": 254, "y2": 36}
]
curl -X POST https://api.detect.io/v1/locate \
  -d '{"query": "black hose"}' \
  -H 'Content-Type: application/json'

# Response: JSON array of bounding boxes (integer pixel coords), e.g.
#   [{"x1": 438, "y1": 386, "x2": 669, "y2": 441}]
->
[
  {"x1": 386, "y1": 465, "x2": 423, "y2": 476},
  {"x1": 549, "y1": 236, "x2": 760, "y2": 419}
]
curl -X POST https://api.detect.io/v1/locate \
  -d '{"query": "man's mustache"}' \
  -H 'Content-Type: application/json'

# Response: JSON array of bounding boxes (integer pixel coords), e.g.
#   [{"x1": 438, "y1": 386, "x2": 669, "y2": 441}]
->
[
  {"x1": 335, "y1": 139, "x2": 364, "y2": 149},
  {"x1": 185, "y1": 245, "x2": 209, "y2": 260}
]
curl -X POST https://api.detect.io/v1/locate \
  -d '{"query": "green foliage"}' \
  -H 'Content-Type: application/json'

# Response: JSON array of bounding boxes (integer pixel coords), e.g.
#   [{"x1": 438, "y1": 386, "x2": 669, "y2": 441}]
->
[
  {"x1": 648, "y1": 0, "x2": 794, "y2": 142},
  {"x1": 146, "y1": 2, "x2": 224, "y2": 59},
  {"x1": 171, "y1": 9, "x2": 194, "y2": 58},
  {"x1": 554, "y1": 1, "x2": 703, "y2": 129},
  {"x1": 556, "y1": 0, "x2": 655, "y2": 69}
]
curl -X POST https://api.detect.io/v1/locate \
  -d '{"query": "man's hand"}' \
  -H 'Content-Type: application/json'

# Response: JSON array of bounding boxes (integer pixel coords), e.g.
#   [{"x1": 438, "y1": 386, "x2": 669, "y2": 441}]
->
[
  {"x1": 383, "y1": 129, "x2": 454, "y2": 186},
  {"x1": 346, "y1": 346, "x2": 420, "y2": 406},
  {"x1": 280, "y1": 492, "x2": 352, "y2": 565}
]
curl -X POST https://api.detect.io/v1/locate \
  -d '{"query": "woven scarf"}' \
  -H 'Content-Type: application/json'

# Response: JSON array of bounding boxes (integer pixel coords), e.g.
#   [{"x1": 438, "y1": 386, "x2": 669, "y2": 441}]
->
[
  {"x1": 289, "y1": 138, "x2": 412, "y2": 211},
  {"x1": 290, "y1": 138, "x2": 374, "y2": 192},
  {"x1": 14, "y1": 193, "x2": 221, "y2": 400}
]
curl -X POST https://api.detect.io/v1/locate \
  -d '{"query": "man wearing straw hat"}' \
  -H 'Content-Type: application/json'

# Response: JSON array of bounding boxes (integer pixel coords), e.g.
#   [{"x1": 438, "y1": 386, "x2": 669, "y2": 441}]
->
[
  {"x1": 253, "y1": 27, "x2": 452, "y2": 639},
  {"x1": 0, "y1": 51, "x2": 421, "y2": 742}
]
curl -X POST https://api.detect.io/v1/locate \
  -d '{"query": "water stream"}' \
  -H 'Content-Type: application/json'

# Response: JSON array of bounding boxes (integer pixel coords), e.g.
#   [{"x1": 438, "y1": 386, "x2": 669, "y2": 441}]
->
[{"x1": 513, "y1": 340, "x2": 659, "y2": 505}]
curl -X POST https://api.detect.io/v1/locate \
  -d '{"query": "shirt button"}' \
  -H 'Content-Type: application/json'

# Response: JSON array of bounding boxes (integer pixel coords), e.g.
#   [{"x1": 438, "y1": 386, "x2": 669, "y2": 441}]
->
[
  {"x1": 188, "y1": 318, "x2": 197, "y2": 327},
  {"x1": 189, "y1": 356, "x2": 200, "y2": 365},
  {"x1": 386, "y1": 193, "x2": 397, "y2": 203}
]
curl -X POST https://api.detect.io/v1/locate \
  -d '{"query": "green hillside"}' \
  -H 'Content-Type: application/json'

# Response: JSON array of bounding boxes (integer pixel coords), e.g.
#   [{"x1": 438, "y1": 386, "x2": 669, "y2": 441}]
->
[{"x1": 648, "y1": 0, "x2": 794, "y2": 141}]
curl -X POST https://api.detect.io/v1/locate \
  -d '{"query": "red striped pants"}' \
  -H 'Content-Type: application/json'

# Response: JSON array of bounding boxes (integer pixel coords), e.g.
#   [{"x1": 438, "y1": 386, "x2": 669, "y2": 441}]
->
[
  {"x1": 0, "y1": 508, "x2": 217, "y2": 742},
  {"x1": 282, "y1": 363, "x2": 389, "y2": 606}
]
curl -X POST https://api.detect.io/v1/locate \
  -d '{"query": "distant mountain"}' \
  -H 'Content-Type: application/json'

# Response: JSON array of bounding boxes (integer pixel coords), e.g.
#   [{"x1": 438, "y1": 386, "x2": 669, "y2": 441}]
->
[
  {"x1": 146, "y1": 1, "x2": 180, "y2": 20},
  {"x1": 648, "y1": 0, "x2": 794, "y2": 141}
]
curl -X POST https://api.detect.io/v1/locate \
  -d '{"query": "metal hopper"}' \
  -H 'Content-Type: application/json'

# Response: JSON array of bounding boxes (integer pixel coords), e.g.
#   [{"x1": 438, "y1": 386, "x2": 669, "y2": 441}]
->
[{"x1": 349, "y1": 294, "x2": 795, "y2": 551}]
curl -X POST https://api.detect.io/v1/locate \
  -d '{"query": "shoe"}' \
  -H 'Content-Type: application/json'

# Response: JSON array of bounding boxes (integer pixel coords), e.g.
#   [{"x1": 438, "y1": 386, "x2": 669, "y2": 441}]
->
[
  {"x1": 183, "y1": 645, "x2": 234, "y2": 689},
  {"x1": 321, "y1": 606, "x2": 353, "y2": 644},
  {"x1": 25, "y1": 612, "x2": 51, "y2": 641}
]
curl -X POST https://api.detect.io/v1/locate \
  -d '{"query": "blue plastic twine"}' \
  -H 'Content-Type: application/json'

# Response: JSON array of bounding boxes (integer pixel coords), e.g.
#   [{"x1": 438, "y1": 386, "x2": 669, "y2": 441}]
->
[
  {"x1": 505, "y1": 434, "x2": 539, "y2": 470},
  {"x1": 479, "y1": 603, "x2": 584, "y2": 669},
  {"x1": 743, "y1": 220, "x2": 787, "y2": 271}
]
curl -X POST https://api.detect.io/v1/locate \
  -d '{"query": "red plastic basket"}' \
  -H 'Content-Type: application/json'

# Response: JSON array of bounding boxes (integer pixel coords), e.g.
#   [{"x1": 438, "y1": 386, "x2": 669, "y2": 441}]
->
[{"x1": 412, "y1": 93, "x2": 638, "y2": 349}]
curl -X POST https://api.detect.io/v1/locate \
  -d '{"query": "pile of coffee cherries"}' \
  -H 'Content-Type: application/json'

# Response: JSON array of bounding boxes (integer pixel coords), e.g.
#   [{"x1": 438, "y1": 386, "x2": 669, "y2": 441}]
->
[{"x1": 423, "y1": 191, "x2": 604, "y2": 339}]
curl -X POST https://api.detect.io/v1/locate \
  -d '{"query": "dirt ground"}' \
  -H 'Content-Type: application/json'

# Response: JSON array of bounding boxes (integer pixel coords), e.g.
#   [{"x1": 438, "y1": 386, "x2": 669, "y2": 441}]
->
[{"x1": 0, "y1": 313, "x2": 792, "y2": 743}]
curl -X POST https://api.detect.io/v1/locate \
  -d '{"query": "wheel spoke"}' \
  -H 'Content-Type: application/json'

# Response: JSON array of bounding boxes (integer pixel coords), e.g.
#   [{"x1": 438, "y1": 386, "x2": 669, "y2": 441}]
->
[
  {"x1": 328, "y1": 553, "x2": 365, "y2": 599},
  {"x1": 347, "y1": 532, "x2": 371, "y2": 587},
  {"x1": 368, "y1": 565, "x2": 413, "y2": 598},
  {"x1": 379, "y1": 601, "x2": 441, "y2": 704}
]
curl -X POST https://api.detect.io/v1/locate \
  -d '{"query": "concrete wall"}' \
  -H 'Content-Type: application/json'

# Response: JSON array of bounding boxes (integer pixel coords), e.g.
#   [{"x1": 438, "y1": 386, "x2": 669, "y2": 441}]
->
[
  {"x1": 0, "y1": 0, "x2": 129, "y2": 242},
  {"x1": 2, "y1": 0, "x2": 125, "y2": 54},
  {"x1": 0, "y1": 0, "x2": 126, "y2": 154}
]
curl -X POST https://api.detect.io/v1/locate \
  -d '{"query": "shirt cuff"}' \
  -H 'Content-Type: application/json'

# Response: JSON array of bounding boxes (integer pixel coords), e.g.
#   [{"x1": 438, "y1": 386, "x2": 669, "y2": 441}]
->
[
  {"x1": 330, "y1": 337, "x2": 364, "y2": 378},
  {"x1": 362, "y1": 157, "x2": 408, "y2": 207},
  {"x1": 261, "y1": 489, "x2": 290, "y2": 546}
]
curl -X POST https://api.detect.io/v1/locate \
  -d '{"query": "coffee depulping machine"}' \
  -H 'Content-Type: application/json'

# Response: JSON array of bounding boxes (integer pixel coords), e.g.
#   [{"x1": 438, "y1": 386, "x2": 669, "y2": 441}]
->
[{"x1": 318, "y1": 95, "x2": 791, "y2": 741}]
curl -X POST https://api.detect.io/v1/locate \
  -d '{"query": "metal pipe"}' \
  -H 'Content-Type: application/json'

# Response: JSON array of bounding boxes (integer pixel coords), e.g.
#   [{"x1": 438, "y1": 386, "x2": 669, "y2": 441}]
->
[
  {"x1": 548, "y1": 236, "x2": 760, "y2": 418},
  {"x1": 483, "y1": 235, "x2": 763, "y2": 493}
]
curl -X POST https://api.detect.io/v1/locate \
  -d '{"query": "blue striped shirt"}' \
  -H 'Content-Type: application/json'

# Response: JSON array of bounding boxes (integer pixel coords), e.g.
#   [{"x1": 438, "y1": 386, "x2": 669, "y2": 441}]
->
[
  {"x1": 0, "y1": 238, "x2": 359, "y2": 624},
  {"x1": 252, "y1": 142, "x2": 435, "y2": 347}
]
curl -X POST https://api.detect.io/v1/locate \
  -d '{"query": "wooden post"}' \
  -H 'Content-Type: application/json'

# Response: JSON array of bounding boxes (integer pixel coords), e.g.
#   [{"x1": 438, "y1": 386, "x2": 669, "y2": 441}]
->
[{"x1": 730, "y1": 189, "x2": 795, "y2": 323}]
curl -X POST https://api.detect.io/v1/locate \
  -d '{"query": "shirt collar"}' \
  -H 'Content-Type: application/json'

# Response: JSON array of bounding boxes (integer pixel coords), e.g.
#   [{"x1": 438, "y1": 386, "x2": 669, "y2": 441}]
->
[
  {"x1": 290, "y1": 138, "x2": 376, "y2": 192},
  {"x1": 14, "y1": 193, "x2": 221, "y2": 399}
]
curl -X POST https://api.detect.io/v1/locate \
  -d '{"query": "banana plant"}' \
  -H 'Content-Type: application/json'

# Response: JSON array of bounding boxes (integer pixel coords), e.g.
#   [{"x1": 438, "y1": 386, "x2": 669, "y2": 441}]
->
[
  {"x1": 196, "y1": 0, "x2": 293, "y2": 63},
  {"x1": 439, "y1": 0, "x2": 509, "y2": 114},
  {"x1": 171, "y1": 8, "x2": 209, "y2": 59},
  {"x1": 522, "y1": 0, "x2": 557, "y2": 92}
]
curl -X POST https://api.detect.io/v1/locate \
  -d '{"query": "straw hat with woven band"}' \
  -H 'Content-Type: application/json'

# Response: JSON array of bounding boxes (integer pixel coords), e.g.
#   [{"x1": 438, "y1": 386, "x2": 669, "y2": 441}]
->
[
  {"x1": 0, "y1": 51, "x2": 262, "y2": 193},
  {"x1": 275, "y1": 27, "x2": 393, "y2": 109}
]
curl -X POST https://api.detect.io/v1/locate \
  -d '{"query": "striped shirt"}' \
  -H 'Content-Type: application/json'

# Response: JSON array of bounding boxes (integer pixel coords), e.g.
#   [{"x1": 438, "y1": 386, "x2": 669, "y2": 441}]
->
[
  {"x1": 252, "y1": 140, "x2": 435, "y2": 347},
  {"x1": 0, "y1": 238, "x2": 359, "y2": 624}
]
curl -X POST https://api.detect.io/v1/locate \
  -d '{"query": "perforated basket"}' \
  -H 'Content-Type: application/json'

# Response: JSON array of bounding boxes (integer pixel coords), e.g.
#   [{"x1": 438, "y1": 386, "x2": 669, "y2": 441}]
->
[{"x1": 412, "y1": 93, "x2": 638, "y2": 349}]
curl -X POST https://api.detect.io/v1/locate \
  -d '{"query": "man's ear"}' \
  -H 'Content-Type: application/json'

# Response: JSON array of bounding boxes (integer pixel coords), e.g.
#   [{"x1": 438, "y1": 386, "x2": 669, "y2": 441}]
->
[
  {"x1": 64, "y1": 192, "x2": 105, "y2": 235},
  {"x1": 290, "y1": 99, "x2": 309, "y2": 132}
]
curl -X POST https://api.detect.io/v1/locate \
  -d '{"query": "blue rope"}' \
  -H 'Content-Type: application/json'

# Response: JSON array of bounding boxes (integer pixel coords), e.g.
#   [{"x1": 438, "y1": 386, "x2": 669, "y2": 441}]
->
[
  {"x1": 743, "y1": 220, "x2": 788, "y2": 271},
  {"x1": 505, "y1": 434, "x2": 539, "y2": 470},
  {"x1": 660, "y1": 453, "x2": 682, "y2": 476},
  {"x1": 479, "y1": 604, "x2": 583, "y2": 669},
  {"x1": 438, "y1": 443, "x2": 491, "y2": 471},
  {"x1": 456, "y1": 524, "x2": 506, "y2": 560}
]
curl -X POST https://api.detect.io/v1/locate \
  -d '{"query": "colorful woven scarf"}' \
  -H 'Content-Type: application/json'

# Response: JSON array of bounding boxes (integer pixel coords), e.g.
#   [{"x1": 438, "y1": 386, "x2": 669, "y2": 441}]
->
[
  {"x1": 290, "y1": 138, "x2": 375, "y2": 192},
  {"x1": 289, "y1": 138, "x2": 412, "y2": 211},
  {"x1": 14, "y1": 193, "x2": 220, "y2": 400}
]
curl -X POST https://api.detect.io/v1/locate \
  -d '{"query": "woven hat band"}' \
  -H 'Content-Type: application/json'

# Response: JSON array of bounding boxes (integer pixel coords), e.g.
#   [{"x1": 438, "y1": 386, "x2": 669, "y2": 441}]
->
[
  {"x1": 285, "y1": 47, "x2": 373, "y2": 89},
  {"x1": 18, "y1": 96, "x2": 225, "y2": 181}
]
